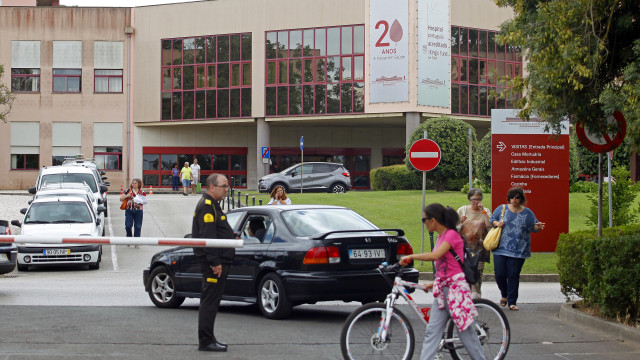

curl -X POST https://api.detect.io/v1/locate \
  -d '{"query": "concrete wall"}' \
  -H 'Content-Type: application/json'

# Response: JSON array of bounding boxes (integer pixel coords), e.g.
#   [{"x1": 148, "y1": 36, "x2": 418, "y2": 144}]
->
[{"x1": 0, "y1": 6, "x2": 131, "y2": 190}]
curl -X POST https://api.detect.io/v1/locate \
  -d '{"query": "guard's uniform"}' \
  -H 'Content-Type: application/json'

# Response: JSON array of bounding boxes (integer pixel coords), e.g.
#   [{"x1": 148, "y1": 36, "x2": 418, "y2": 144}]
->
[{"x1": 193, "y1": 193, "x2": 235, "y2": 347}]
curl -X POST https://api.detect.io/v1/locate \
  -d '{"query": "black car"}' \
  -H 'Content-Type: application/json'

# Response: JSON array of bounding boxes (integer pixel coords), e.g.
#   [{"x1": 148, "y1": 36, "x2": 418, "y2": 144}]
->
[
  {"x1": 143, "y1": 205, "x2": 418, "y2": 319},
  {"x1": 0, "y1": 220, "x2": 17, "y2": 275}
]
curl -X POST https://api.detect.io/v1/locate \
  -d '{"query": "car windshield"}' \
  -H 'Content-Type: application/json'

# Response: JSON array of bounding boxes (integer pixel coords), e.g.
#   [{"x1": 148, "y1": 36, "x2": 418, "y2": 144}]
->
[
  {"x1": 25, "y1": 202, "x2": 93, "y2": 224},
  {"x1": 281, "y1": 208, "x2": 378, "y2": 237},
  {"x1": 41, "y1": 173, "x2": 98, "y2": 192}
]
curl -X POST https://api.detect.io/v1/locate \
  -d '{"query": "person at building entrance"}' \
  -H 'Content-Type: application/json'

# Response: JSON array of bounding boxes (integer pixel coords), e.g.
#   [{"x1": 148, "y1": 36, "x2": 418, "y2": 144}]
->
[
  {"x1": 193, "y1": 174, "x2": 236, "y2": 352},
  {"x1": 490, "y1": 187, "x2": 545, "y2": 311},
  {"x1": 190, "y1": 159, "x2": 201, "y2": 195},
  {"x1": 171, "y1": 163, "x2": 180, "y2": 191},
  {"x1": 180, "y1": 161, "x2": 192, "y2": 196}
]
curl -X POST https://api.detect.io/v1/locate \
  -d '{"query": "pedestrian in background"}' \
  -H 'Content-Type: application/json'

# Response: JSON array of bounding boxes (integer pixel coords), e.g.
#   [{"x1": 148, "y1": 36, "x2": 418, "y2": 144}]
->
[
  {"x1": 193, "y1": 174, "x2": 236, "y2": 352},
  {"x1": 171, "y1": 163, "x2": 180, "y2": 191},
  {"x1": 267, "y1": 185, "x2": 291, "y2": 205},
  {"x1": 190, "y1": 158, "x2": 201, "y2": 196},
  {"x1": 457, "y1": 188, "x2": 491, "y2": 299},
  {"x1": 490, "y1": 187, "x2": 545, "y2": 311},
  {"x1": 119, "y1": 178, "x2": 147, "y2": 246},
  {"x1": 399, "y1": 203, "x2": 485, "y2": 360},
  {"x1": 180, "y1": 161, "x2": 192, "y2": 196}
]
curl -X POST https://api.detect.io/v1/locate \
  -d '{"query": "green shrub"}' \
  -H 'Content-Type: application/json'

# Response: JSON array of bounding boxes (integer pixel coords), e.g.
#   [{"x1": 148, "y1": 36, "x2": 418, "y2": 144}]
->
[
  {"x1": 586, "y1": 166, "x2": 640, "y2": 228},
  {"x1": 569, "y1": 181, "x2": 598, "y2": 193},
  {"x1": 475, "y1": 132, "x2": 492, "y2": 185},
  {"x1": 460, "y1": 178, "x2": 491, "y2": 194},
  {"x1": 370, "y1": 165, "x2": 422, "y2": 191},
  {"x1": 557, "y1": 224, "x2": 640, "y2": 324}
]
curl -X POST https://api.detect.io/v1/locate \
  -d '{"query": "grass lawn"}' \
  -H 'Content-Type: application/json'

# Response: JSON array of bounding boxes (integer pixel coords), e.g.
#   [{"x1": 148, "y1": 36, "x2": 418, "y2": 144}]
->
[{"x1": 244, "y1": 190, "x2": 638, "y2": 274}]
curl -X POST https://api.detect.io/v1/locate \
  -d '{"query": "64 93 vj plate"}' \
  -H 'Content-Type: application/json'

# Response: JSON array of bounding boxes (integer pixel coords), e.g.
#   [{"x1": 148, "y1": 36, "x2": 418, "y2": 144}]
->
[{"x1": 349, "y1": 249, "x2": 385, "y2": 259}]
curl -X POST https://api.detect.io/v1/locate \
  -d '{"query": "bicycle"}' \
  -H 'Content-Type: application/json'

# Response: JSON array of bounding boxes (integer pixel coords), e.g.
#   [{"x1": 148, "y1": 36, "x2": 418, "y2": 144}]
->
[{"x1": 340, "y1": 263, "x2": 510, "y2": 360}]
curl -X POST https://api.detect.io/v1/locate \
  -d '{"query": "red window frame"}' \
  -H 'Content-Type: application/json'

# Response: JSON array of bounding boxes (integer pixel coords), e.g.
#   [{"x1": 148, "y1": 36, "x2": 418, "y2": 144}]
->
[
  {"x1": 160, "y1": 33, "x2": 252, "y2": 121},
  {"x1": 52, "y1": 69, "x2": 82, "y2": 93},
  {"x1": 11, "y1": 68, "x2": 40, "y2": 93},
  {"x1": 265, "y1": 25, "x2": 365, "y2": 117},
  {"x1": 94, "y1": 69, "x2": 123, "y2": 93},
  {"x1": 11, "y1": 154, "x2": 40, "y2": 170},
  {"x1": 451, "y1": 26, "x2": 523, "y2": 117}
]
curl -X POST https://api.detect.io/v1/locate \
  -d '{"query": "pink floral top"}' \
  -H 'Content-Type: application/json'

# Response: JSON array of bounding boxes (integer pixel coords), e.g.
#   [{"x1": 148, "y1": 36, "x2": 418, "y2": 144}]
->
[
  {"x1": 433, "y1": 272, "x2": 478, "y2": 331},
  {"x1": 123, "y1": 189, "x2": 146, "y2": 211}
]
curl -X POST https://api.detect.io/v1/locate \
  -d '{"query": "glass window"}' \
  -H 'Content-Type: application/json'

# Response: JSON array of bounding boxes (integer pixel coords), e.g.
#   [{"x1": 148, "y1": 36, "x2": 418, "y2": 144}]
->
[
  {"x1": 289, "y1": 59, "x2": 301, "y2": 84},
  {"x1": 315, "y1": 84, "x2": 326, "y2": 114},
  {"x1": 267, "y1": 61, "x2": 276, "y2": 85},
  {"x1": 183, "y1": 38, "x2": 195, "y2": 64},
  {"x1": 303, "y1": 59, "x2": 314, "y2": 83},
  {"x1": 266, "y1": 32, "x2": 277, "y2": 59},
  {"x1": 161, "y1": 155, "x2": 177, "y2": 170},
  {"x1": 451, "y1": 27, "x2": 459, "y2": 55},
  {"x1": 353, "y1": 25, "x2": 365, "y2": 53},
  {"x1": 326, "y1": 83, "x2": 339, "y2": 113},
  {"x1": 173, "y1": 39, "x2": 182, "y2": 65},
  {"x1": 452, "y1": 84, "x2": 459, "y2": 113},
  {"x1": 242, "y1": 62, "x2": 251, "y2": 85},
  {"x1": 341, "y1": 56, "x2": 352, "y2": 81},
  {"x1": 469, "y1": 59, "x2": 478, "y2": 84},
  {"x1": 289, "y1": 85, "x2": 302, "y2": 115},
  {"x1": 143, "y1": 175, "x2": 159, "y2": 187},
  {"x1": 206, "y1": 90, "x2": 217, "y2": 118},
  {"x1": 196, "y1": 66, "x2": 206, "y2": 88},
  {"x1": 278, "y1": 60, "x2": 288, "y2": 84},
  {"x1": 459, "y1": 28, "x2": 468, "y2": 56},
  {"x1": 183, "y1": 91, "x2": 195, "y2": 119},
  {"x1": 195, "y1": 37, "x2": 206, "y2": 63},
  {"x1": 277, "y1": 31, "x2": 289, "y2": 58},
  {"x1": 94, "y1": 146, "x2": 122, "y2": 170},
  {"x1": 478, "y1": 31, "x2": 487, "y2": 58},
  {"x1": 195, "y1": 154, "x2": 212, "y2": 170},
  {"x1": 266, "y1": 87, "x2": 276, "y2": 115},
  {"x1": 53, "y1": 69, "x2": 81, "y2": 93},
  {"x1": 468, "y1": 29, "x2": 478, "y2": 57},
  {"x1": 341, "y1": 83, "x2": 352, "y2": 113},
  {"x1": 206, "y1": 37, "x2": 216, "y2": 62},
  {"x1": 172, "y1": 92, "x2": 182, "y2": 119},
  {"x1": 290, "y1": 30, "x2": 302, "y2": 58},
  {"x1": 196, "y1": 90, "x2": 206, "y2": 118},
  {"x1": 241, "y1": 88, "x2": 251, "y2": 117},
  {"x1": 173, "y1": 67, "x2": 182, "y2": 89},
  {"x1": 231, "y1": 63, "x2": 240, "y2": 86},
  {"x1": 217, "y1": 35, "x2": 229, "y2": 62},
  {"x1": 315, "y1": 28, "x2": 326, "y2": 56},
  {"x1": 315, "y1": 58, "x2": 325, "y2": 82},
  {"x1": 183, "y1": 66, "x2": 195, "y2": 90},
  {"x1": 230, "y1": 34, "x2": 241, "y2": 61},
  {"x1": 217, "y1": 89, "x2": 229, "y2": 117},
  {"x1": 217, "y1": 63, "x2": 229, "y2": 88},
  {"x1": 162, "y1": 93, "x2": 172, "y2": 120},
  {"x1": 469, "y1": 85, "x2": 478, "y2": 115},
  {"x1": 162, "y1": 68, "x2": 171, "y2": 90},
  {"x1": 11, "y1": 68, "x2": 40, "y2": 92},
  {"x1": 230, "y1": 88, "x2": 240, "y2": 117},
  {"x1": 341, "y1": 26, "x2": 352, "y2": 54},
  {"x1": 143, "y1": 154, "x2": 159, "y2": 170},
  {"x1": 460, "y1": 59, "x2": 467, "y2": 82},
  {"x1": 213, "y1": 154, "x2": 229, "y2": 170},
  {"x1": 231, "y1": 154, "x2": 247, "y2": 171},
  {"x1": 207, "y1": 65, "x2": 216, "y2": 87},
  {"x1": 241, "y1": 34, "x2": 252, "y2": 61},
  {"x1": 303, "y1": 84, "x2": 314, "y2": 114},
  {"x1": 11, "y1": 154, "x2": 39, "y2": 170},
  {"x1": 327, "y1": 27, "x2": 340, "y2": 55},
  {"x1": 303, "y1": 29, "x2": 314, "y2": 57},
  {"x1": 353, "y1": 56, "x2": 364, "y2": 81},
  {"x1": 353, "y1": 82, "x2": 364, "y2": 112},
  {"x1": 479, "y1": 86, "x2": 488, "y2": 116},
  {"x1": 162, "y1": 40, "x2": 172, "y2": 66},
  {"x1": 326, "y1": 56, "x2": 340, "y2": 82},
  {"x1": 277, "y1": 86, "x2": 288, "y2": 116}
]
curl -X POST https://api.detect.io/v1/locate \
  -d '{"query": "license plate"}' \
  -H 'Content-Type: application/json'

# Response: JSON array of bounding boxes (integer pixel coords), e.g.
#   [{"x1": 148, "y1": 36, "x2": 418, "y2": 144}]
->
[
  {"x1": 44, "y1": 249, "x2": 71, "y2": 256},
  {"x1": 349, "y1": 249, "x2": 385, "y2": 259},
  {"x1": 0, "y1": 253, "x2": 8, "y2": 262}
]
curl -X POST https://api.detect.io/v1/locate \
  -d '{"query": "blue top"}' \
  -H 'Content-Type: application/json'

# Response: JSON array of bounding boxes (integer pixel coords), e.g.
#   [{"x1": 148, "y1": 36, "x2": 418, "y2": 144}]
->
[
  {"x1": 172, "y1": 168, "x2": 179, "y2": 177},
  {"x1": 489, "y1": 204, "x2": 539, "y2": 259}
]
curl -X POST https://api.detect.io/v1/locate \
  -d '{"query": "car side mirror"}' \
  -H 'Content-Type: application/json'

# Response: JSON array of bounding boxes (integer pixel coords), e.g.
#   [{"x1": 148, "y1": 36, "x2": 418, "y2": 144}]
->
[
  {"x1": 290, "y1": 172, "x2": 296, "y2": 177},
  {"x1": 104, "y1": 182, "x2": 111, "y2": 187},
  {"x1": 20, "y1": 208, "x2": 27, "y2": 215},
  {"x1": 100, "y1": 171, "x2": 106, "y2": 175},
  {"x1": 102, "y1": 176, "x2": 108, "y2": 180},
  {"x1": 100, "y1": 185, "x2": 108, "y2": 193},
  {"x1": 28, "y1": 200, "x2": 33, "y2": 205},
  {"x1": 97, "y1": 198, "x2": 103, "y2": 205},
  {"x1": 28, "y1": 187, "x2": 37, "y2": 195},
  {"x1": 96, "y1": 218, "x2": 101, "y2": 226},
  {"x1": 97, "y1": 205, "x2": 107, "y2": 214},
  {"x1": 11, "y1": 220, "x2": 21, "y2": 228}
]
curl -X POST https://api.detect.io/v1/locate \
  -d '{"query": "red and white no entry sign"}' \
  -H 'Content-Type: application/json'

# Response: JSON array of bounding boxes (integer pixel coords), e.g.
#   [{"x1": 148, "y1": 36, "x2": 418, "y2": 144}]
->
[
  {"x1": 409, "y1": 139, "x2": 441, "y2": 171},
  {"x1": 576, "y1": 110, "x2": 627, "y2": 153}
]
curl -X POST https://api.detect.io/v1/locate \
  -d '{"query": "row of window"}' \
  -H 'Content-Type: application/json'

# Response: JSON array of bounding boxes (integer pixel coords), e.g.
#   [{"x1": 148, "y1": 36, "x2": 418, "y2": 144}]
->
[
  {"x1": 161, "y1": 34, "x2": 252, "y2": 67},
  {"x1": 265, "y1": 83, "x2": 364, "y2": 116},
  {"x1": 11, "y1": 68, "x2": 123, "y2": 93},
  {"x1": 266, "y1": 26, "x2": 365, "y2": 59},
  {"x1": 161, "y1": 88, "x2": 251, "y2": 120},
  {"x1": 11, "y1": 147, "x2": 122, "y2": 170}
]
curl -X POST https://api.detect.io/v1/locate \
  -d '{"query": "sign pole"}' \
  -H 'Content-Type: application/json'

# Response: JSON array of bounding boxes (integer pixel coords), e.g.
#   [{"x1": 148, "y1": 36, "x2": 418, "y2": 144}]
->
[
  {"x1": 300, "y1": 136, "x2": 304, "y2": 194},
  {"x1": 608, "y1": 151, "x2": 613, "y2": 228},
  {"x1": 598, "y1": 153, "x2": 603, "y2": 237},
  {"x1": 420, "y1": 131, "x2": 426, "y2": 266},
  {"x1": 468, "y1": 128, "x2": 473, "y2": 189}
]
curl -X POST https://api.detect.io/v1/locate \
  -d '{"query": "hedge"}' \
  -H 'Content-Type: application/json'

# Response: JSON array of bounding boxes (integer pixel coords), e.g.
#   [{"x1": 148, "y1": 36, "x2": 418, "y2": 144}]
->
[
  {"x1": 557, "y1": 224, "x2": 640, "y2": 324},
  {"x1": 370, "y1": 165, "x2": 422, "y2": 191}
]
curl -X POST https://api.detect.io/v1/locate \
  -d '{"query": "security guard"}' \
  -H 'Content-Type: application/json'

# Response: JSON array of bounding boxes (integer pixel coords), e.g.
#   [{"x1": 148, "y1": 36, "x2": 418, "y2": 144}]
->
[{"x1": 193, "y1": 173, "x2": 235, "y2": 352}]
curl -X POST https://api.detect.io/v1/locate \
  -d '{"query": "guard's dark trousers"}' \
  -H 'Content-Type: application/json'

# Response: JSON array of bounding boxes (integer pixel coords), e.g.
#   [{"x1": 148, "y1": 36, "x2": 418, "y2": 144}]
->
[{"x1": 198, "y1": 266, "x2": 230, "y2": 346}]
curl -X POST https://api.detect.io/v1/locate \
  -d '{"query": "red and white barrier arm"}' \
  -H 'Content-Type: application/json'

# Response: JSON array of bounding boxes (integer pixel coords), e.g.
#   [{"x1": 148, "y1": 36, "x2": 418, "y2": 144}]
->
[{"x1": 0, "y1": 235, "x2": 243, "y2": 248}]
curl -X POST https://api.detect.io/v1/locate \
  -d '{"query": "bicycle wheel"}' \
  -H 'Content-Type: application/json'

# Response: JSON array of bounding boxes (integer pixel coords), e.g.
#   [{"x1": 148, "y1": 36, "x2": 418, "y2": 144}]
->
[
  {"x1": 340, "y1": 302, "x2": 415, "y2": 360},
  {"x1": 445, "y1": 298, "x2": 510, "y2": 360}
]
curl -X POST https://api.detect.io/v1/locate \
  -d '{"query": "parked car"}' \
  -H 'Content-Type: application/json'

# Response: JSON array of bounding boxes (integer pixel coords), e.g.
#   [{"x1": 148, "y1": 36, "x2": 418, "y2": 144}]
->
[
  {"x1": 61, "y1": 157, "x2": 110, "y2": 215},
  {"x1": 11, "y1": 196, "x2": 103, "y2": 271},
  {"x1": 143, "y1": 205, "x2": 417, "y2": 319},
  {"x1": 0, "y1": 220, "x2": 17, "y2": 275},
  {"x1": 29, "y1": 165, "x2": 108, "y2": 216},
  {"x1": 33, "y1": 183, "x2": 106, "y2": 236},
  {"x1": 258, "y1": 162, "x2": 351, "y2": 194}
]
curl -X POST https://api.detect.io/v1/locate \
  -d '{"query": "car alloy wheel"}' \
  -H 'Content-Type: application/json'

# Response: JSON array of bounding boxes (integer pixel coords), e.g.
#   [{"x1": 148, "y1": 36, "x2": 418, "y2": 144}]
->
[
  {"x1": 330, "y1": 183, "x2": 346, "y2": 193},
  {"x1": 148, "y1": 266, "x2": 185, "y2": 308},
  {"x1": 258, "y1": 273, "x2": 292, "y2": 319}
]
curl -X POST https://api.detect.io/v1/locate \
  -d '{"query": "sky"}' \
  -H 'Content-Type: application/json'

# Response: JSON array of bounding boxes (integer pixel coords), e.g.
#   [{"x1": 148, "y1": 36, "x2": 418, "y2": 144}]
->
[{"x1": 60, "y1": 0, "x2": 198, "y2": 7}]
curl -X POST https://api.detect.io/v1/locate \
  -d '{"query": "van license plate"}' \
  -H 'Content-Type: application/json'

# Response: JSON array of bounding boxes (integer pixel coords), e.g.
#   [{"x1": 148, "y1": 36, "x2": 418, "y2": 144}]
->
[
  {"x1": 349, "y1": 249, "x2": 385, "y2": 259},
  {"x1": 44, "y1": 249, "x2": 71, "y2": 256}
]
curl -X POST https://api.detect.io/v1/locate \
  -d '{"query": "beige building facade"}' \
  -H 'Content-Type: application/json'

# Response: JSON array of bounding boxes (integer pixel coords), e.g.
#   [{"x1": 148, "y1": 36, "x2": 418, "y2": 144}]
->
[{"x1": 1, "y1": 0, "x2": 516, "y2": 191}]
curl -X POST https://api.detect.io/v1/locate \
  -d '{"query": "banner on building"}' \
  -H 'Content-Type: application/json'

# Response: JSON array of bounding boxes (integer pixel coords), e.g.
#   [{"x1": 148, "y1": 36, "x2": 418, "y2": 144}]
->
[
  {"x1": 491, "y1": 109, "x2": 570, "y2": 252},
  {"x1": 417, "y1": 0, "x2": 451, "y2": 108},
  {"x1": 369, "y1": 0, "x2": 409, "y2": 103}
]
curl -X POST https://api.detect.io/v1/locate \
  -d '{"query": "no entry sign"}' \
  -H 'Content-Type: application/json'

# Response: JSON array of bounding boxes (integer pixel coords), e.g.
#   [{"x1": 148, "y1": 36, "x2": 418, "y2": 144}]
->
[
  {"x1": 576, "y1": 110, "x2": 627, "y2": 153},
  {"x1": 409, "y1": 139, "x2": 441, "y2": 171}
]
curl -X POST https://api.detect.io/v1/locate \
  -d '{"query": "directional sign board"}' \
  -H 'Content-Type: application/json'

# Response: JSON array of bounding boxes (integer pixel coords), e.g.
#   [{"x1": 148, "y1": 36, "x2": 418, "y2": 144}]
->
[{"x1": 409, "y1": 139, "x2": 441, "y2": 171}]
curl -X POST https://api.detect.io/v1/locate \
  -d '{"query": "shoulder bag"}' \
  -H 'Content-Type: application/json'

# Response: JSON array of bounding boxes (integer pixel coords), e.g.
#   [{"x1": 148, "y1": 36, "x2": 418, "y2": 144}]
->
[
  {"x1": 483, "y1": 205, "x2": 506, "y2": 251},
  {"x1": 449, "y1": 246, "x2": 481, "y2": 285}
]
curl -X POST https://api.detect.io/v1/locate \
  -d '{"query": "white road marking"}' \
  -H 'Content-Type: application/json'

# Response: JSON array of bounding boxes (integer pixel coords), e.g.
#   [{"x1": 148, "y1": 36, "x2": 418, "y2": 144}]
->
[{"x1": 108, "y1": 204, "x2": 119, "y2": 272}]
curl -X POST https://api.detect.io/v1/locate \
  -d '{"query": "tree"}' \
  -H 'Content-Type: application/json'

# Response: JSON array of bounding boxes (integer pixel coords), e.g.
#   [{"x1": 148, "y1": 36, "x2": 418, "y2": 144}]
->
[
  {"x1": 495, "y1": 0, "x2": 640, "y2": 151},
  {"x1": 405, "y1": 116, "x2": 476, "y2": 191},
  {"x1": 0, "y1": 64, "x2": 15, "y2": 123},
  {"x1": 474, "y1": 131, "x2": 492, "y2": 186}
]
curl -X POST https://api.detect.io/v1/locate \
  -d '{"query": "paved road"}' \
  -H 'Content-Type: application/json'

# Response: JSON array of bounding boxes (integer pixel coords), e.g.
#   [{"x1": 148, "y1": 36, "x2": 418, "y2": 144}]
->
[{"x1": 1, "y1": 193, "x2": 639, "y2": 359}]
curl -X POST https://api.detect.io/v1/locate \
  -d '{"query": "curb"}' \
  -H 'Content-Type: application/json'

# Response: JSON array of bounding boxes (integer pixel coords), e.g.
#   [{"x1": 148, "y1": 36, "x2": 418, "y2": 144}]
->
[
  {"x1": 418, "y1": 272, "x2": 559, "y2": 282},
  {"x1": 559, "y1": 302, "x2": 640, "y2": 345}
]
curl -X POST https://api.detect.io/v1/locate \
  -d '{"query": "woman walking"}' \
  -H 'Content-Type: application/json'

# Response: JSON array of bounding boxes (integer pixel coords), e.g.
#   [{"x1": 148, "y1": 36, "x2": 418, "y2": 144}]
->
[
  {"x1": 399, "y1": 203, "x2": 485, "y2": 360},
  {"x1": 120, "y1": 178, "x2": 147, "y2": 246},
  {"x1": 457, "y1": 188, "x2": 491, "y2": 299},
  {"x1": 171, "y1": 163, "x2": 180, "y2": 191},
  {"x1": 490, "y1": 187, "x2": 545, "y2": 311}
]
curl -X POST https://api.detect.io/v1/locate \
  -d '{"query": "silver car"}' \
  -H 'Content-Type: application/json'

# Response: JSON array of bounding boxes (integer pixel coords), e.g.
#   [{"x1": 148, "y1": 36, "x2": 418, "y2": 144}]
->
[{"x1": 258, "y1": 162, "x2": 351, "y2": 193}]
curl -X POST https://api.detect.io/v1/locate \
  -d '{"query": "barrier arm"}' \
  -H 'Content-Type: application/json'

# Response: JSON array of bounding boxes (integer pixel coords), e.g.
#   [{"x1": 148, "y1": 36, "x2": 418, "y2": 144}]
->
[{"x1": 0, "y1": 235, "x2": 243, "y2": 249}]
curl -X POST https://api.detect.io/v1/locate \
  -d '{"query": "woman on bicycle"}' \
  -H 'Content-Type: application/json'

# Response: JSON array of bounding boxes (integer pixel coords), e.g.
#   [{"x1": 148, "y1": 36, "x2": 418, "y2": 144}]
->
[{"x1": 399, "y1": 203, "x2": 486, "y2": 360}]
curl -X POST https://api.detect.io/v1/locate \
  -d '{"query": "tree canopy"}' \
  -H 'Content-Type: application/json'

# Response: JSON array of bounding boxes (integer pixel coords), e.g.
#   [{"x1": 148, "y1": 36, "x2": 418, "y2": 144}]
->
[
  {"x1": 495, "y1": 0, "x2": 640, "y2": 151},
  {"x1": 0, "y1": 65, "x2": 15, "y2": 123}
]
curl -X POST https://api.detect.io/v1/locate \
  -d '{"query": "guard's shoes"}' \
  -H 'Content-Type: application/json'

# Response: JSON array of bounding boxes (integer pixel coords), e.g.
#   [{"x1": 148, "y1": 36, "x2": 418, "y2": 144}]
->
[{"x1": 198, "y1": 342, "x2": 227, "y2": 352}]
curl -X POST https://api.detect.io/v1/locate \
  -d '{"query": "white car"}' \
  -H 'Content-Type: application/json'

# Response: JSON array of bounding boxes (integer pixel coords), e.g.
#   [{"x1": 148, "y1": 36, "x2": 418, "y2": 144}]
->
[
  {"x1": 61, "y1": 158, "x2": 110, "y2": 214},
  {"x1": 29, "y1": 165, "x2": 109, "y2": 216},
  {"x1": 33, "y1": 183, "x2": 107, "y2": 236},
  {"x1": 11, "y1": 196, "x2": 103, "y2": 271}
]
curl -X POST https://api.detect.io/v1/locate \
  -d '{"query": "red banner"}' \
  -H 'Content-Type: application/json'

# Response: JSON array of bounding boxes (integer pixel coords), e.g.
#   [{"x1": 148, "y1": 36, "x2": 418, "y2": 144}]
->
[{"x1": 491, "y1": 110, "x2": 569, "y2": 252}]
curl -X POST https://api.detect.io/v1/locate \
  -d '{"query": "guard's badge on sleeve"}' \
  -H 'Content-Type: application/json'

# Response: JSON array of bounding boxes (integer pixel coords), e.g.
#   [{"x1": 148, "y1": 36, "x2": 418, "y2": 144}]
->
[
  {"x1": 221, "y1": 215, "x2": 226, "y2": 220},
  {"x1": 205, "y1": 199, "x2": 212, "y2": 205},
  {"x1": 203, "y1": 213, "x2": 214, "y2": 223}
]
